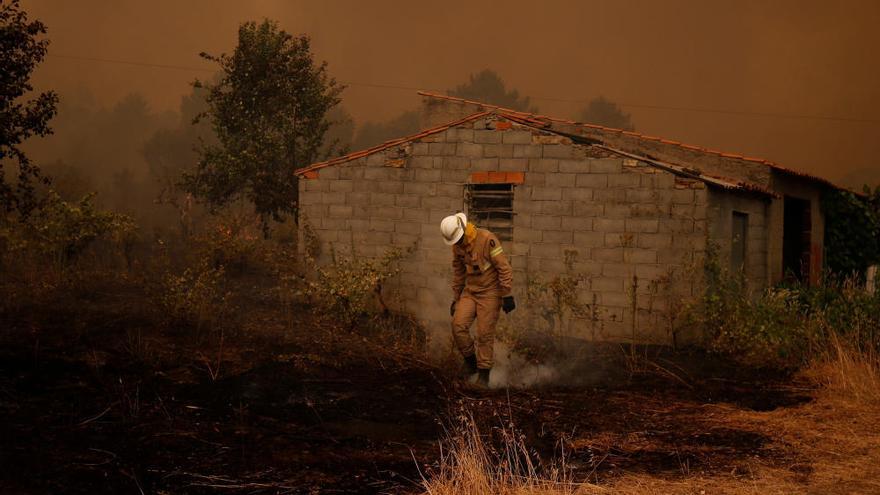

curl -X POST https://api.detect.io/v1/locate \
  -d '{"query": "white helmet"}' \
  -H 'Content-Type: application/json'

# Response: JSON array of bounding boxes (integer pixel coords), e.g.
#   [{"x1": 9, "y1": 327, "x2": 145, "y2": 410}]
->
[{"x1": 440, "y1": 212, "x2": 468, "y2": 246}]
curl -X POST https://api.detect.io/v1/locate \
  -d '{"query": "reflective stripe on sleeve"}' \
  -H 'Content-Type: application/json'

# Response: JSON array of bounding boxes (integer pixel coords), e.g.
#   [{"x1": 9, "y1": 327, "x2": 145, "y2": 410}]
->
[{"x1": 490, "y1": 246, "x2": 503, "y2": 258}]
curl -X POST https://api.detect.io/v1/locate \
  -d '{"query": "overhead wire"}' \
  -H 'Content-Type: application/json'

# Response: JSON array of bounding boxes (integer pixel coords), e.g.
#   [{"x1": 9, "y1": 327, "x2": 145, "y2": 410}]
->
[{"x1": 45, "y1": 53, "x2": 880, "y2": 125}]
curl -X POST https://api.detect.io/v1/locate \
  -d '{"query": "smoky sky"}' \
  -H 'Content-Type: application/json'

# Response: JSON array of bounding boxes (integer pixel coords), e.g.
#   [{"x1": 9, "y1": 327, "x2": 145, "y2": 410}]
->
[{"x1": 22, "y1": 0, "x2": 880, "y2": 186}]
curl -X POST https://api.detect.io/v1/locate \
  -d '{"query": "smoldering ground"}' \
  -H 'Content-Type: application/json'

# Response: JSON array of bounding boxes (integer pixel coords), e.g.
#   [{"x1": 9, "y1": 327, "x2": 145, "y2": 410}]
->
[{"x1": 489, "y1": 339, "x2": 612, "y2": 389}]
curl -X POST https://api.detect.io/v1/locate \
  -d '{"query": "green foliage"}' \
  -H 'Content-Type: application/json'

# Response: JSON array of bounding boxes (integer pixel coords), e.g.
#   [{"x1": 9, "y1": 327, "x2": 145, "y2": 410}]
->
[
  {"x1": 686, "y1": 242, "x2": 880, "y2": 368},
  {"x1": 822, "y1": 186, "x2": 880, "y2": 278},
  {"x1": 0, "y1": 0, "x2": 58, "y2": 216},
  {"x1": 300, "y1": 245, "x2": 411, "y2": 329},
  {"x1": 159, "y1": 256, "x2": 231, "y2": 332},
  {"x1": 184, "y1": 19, "x2": 344, "y2": 234},
  {"x1": 2, "y1": 191, "x2": 136, "y2": 271},
  {"x1": 448, "y1": 69, "x2": 536, "y2": 112},
  {"x1": 578, "y1": 96, "x2": 634, "y2": 130}
]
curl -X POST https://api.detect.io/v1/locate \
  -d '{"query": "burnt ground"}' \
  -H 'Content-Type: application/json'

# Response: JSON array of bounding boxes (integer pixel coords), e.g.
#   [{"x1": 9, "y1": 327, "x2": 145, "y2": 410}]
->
[{"x1": 0, "y1": 281, "x2": 817, "y2": 494}]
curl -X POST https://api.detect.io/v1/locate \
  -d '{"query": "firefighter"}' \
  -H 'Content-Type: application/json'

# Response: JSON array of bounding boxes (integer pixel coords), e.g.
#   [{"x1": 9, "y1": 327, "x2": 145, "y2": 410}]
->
[{"x1": 440, "y1": 212, "x2": 515, "y2": 386}]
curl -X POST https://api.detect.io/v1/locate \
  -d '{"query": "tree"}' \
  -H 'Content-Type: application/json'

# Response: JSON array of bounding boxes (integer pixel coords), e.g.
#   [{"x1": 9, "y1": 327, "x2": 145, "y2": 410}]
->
[
  {"x1": 183, "y1": 20, "x2": 344, "y2": 234},
  {"x1": 352, "y1": 110, "x2": 420, "y2": 150},
  {"x1": 0, "y1": 0, "x2": 58, "y2": 216},
  {"x1": 352, "y1": 70, "x2": 536, "y2": 150},
  {"x1": 578, "y1": 96, "x2": 634, "y2": 131},
  {"x1": 322, "y1": 106, "x2": 354, "y2": 156},
  {"x1": 144, "y1": 85, "x2": 212, "y2": 205},
  {"x1": 448, "y1": 69, "x2": 535, "y2": 112},
  {"x1": 823, "y1": 185, "x2": 880, "y2": 278}
]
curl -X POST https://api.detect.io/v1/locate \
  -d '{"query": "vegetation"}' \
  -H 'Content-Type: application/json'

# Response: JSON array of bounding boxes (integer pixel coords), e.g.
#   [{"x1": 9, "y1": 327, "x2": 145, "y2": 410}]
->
[
  {"x1": 351, "y1": 109, "x2": 421, "y2": 150},
  {"x1": 678, "y1": 242, "x2": 880, "y2": 369},
  {"x1": 578, "y1": 96, "x2": 634, "y2": 130},
  {"x1": 298, "y1": 233, "x2": 414, "y2": 330},
  {"x1": 2, "y1": 3, "x2": 879, "y2": 493},
  {"x1": 351, "y1": 69, "x2": 535, "y2": 149},
  {"x1": 0, "y1": 0, "x2": 58, "y2": 216},
  {"x1": 448, "y1": 69, "x2": 537, "y2": 112},
  {"x1": 184, "y1": 20, "x2": 345, "y2": 235},
  {"x1": 822, "y1": 185, "x2": 880, "y2": 278}
]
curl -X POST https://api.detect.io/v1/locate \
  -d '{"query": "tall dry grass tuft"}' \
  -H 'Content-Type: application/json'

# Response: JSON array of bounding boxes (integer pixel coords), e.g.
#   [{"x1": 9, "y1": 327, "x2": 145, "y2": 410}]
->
[
  {"x1": 422, "y1": 416, "x2": 601, "y2": 495},
  {"x1": 807, "y1": 333, "x2": 880, "y2": 405}
]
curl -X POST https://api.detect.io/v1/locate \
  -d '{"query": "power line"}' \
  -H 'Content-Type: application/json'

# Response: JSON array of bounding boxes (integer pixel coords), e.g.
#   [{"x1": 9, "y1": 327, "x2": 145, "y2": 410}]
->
[
  {"x1": 49, "y1": 53, "x2": 216, "y2": 73},
  {"x1": 46, "y1": 52, "x2": 880, "y2": 125}
]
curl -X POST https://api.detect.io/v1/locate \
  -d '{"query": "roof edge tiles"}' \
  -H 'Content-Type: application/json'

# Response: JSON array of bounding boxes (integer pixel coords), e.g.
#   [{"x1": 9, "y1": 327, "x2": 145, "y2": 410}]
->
[
  {"x1": 593, "y1": 145, "x2": 778, "y2": 198},
  {"x1": 417, "y1": 91, "x2": 841, "y2": 190}
]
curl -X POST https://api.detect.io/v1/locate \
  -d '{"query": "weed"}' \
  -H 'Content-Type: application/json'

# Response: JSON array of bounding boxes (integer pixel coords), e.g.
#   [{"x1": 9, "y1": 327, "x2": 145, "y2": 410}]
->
[
  {"x1": 299, "y1": 243, "x2": 414, "y2": 331},
  {"x1": 422, "y1": 414, "x2": 592, "y2": 495},
  {"x1": 157, "y1": 256, "x2": 232, "y2": 337}
]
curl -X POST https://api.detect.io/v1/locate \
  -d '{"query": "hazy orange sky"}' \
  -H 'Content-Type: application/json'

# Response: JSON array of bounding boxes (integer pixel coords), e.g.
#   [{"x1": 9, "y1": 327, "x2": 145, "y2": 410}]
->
[{"x1": 23, "y1": 0, "x2": 880, "y2": 186}]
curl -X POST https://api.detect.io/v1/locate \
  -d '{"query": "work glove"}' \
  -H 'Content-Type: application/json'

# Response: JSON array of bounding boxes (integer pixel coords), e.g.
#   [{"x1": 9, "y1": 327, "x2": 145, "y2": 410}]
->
[
  {"x1": 450, "y1": 300, "x2": 457, "y2": 317},
  {"x1": 502, "y1": 295, "x2": 516, "y2": 314}
]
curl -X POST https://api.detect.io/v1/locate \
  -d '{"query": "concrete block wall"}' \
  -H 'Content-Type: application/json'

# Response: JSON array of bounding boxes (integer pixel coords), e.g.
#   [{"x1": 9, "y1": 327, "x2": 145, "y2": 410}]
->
[
  {"x1": 507, "y1": 154, "x2": 710, "y2": 342},
  {"x1": 299, "y1": 117, "x2": 722, "y2": 345},
  {"x1": 421, "y1": 95, "x2": 773, "y2": 187},
  {"x1": 707, "y1": 190, "x2": 771, "y2": 291}
]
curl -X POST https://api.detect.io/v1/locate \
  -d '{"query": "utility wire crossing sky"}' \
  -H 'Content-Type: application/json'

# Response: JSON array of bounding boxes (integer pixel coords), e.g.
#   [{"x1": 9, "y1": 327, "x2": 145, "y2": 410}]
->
[{"x1": 47, "y1": 53, "x2": 880, "y2": 126}]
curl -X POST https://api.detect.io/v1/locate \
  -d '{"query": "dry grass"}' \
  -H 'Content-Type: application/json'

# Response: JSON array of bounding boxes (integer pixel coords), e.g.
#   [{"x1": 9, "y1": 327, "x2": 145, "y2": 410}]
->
[
  {"x1": 804, "y1": 333, "x2": 880, "y2": 405},
  {"x1": 420, "y1": 417, "x2": 797, "y2": 495},
  {"x1": 421, "y1": 416, "x2": 600, "y2": 495},
  {"x1": 422, "y1": 338, "x2": 880, "y2": 495}
]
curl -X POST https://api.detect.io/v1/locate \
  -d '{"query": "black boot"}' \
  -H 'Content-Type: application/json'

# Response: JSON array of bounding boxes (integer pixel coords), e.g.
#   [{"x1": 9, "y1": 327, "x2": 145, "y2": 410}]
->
[
  {"x1": 477, "y1": 368, "x2": 490, "y2": 387},
  {"x1": 463, "y1": 354, "x2": 478, "y2": 375}
]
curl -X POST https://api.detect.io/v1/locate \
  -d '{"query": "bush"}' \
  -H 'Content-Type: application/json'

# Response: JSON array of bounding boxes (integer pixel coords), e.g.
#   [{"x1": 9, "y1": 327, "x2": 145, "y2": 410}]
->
[
  {"x1": 299, "y1": 246, "x2": 411, "y2": 330},
  {"x1": 685, "y1": 243, "x2": 880, "y2": 369},
  {"x1": 0, "y1": 191, "x2": 135, "y2": 273},
  {"x1": 158, "y1": 256, "x2": 231, "y2": 334}
]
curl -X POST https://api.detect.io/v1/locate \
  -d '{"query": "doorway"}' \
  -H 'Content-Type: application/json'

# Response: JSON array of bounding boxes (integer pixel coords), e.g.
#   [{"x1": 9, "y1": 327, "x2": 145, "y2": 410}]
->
[{"x1": 782, "y1": 196, "x2": 811, "y2": 283}]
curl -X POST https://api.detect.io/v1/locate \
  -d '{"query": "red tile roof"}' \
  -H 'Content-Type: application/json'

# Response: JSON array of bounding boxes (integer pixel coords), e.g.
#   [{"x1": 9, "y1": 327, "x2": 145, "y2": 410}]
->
[{"x1": 418, "y1": 91, "x2": 841, "y2": 189}]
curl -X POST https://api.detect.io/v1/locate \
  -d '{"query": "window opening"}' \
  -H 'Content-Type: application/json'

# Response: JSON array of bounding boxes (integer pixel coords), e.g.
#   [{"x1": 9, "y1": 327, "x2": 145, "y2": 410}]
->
[
  {"x1": 731, "y1": 211, "x2": 748, "y2": 272},
  {"x1": 465, "y1": 183, "x2": 514, "y2": 241}
]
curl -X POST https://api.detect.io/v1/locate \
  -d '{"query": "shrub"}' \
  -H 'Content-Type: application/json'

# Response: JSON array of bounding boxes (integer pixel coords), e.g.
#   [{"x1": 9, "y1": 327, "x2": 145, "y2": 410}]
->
[
  {"x1": 684, "y1": 243, "x2": 880, "y2": 369},
  {"x1": 158, "y1": 256, "x2": 231, "y2": 334},
  {"x1": 0, "y1": 191, "x2": 135, "y2": 273},
  {"x1": 299, "y1": 244, "x2": 413, "y2": 330}
]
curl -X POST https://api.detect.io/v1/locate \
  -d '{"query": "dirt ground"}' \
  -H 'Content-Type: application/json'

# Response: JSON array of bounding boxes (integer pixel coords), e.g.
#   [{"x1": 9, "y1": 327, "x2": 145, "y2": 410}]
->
[{"x1": 2, "y1": 281, "x2": 879, "y2": 494}]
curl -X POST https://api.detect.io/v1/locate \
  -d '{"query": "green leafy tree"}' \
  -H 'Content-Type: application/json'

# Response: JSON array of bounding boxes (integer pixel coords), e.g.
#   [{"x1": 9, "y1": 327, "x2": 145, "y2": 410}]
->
[
  {"x1": 183, "y1": 20, "x2": 344, "y2": 235},
  {"x1": 0, "y1": 0, "x2": 58, "y2": 216},
  {"x1": 823, "y1": 186, "x2": 880, "y2": 278},
  {"x1": 448, "y1": 69, "x2": 536, "y2": 112},
  {"x1": 578, "y1": 96, "x2": 634, "y2": 130}
]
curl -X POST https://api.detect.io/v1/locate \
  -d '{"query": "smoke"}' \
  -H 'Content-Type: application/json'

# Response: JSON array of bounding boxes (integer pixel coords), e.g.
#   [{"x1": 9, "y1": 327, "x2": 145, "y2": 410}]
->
[
  {"x1": 488, "y1": 341, "x2": 561, "y2": 389},
  {"x1": 486, "y1": 339, "x2": 612, "y2": 390},
  {"x1": 21, "y1": 0, "x2": 880, "y2": 187}
]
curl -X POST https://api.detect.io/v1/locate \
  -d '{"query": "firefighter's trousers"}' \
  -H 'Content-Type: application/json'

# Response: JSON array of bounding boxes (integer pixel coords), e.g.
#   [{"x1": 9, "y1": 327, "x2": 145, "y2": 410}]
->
[{"x1": 452, "y1": 289, "x2": 501, "y2": 370}]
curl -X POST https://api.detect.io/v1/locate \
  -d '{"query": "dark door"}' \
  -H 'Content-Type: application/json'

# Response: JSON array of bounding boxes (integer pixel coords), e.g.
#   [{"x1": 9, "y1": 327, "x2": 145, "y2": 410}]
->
[{"x1": 782, "y1": 196, "x2": 811, "y2": 283}]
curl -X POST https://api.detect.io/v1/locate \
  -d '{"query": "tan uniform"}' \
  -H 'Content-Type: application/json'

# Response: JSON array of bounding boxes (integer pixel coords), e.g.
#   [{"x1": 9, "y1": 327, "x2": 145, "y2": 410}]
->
[{"x1": 451, "y1": 227, "x2": 513, "y2": 369}]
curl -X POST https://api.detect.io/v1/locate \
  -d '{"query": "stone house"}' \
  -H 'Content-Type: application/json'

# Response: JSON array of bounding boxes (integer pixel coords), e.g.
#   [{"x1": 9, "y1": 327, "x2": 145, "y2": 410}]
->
[{"x1": 294, "y1": 92, "x2": 841, "y2": 344}]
